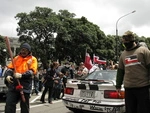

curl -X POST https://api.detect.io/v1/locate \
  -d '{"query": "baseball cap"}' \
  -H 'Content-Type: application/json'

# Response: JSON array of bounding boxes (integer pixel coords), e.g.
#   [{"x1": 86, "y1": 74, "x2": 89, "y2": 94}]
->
[{"x1": 122, "y1": 31, "x2": 135, "y2": 42}]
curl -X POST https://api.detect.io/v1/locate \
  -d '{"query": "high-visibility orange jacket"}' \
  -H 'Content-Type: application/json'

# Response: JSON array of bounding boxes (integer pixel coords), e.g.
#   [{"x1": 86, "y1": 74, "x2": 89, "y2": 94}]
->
[
  {"x1": 7, "y1": 55, "x2": 37, "y2": 75},
  {"x1": 5, "y1": 55, "x2": 38, "y2": 93}
]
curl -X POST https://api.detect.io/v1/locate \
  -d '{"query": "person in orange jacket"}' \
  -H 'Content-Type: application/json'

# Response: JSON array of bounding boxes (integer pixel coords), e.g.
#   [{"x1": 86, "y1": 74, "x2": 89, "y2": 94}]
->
[{"x1": 4, "y1": 43, "x2": 38, "y2": 113}]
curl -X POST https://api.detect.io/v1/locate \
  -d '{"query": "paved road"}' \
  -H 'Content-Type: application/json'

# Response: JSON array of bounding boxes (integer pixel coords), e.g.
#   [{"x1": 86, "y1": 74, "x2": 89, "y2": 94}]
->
[{"x1": 0, "y1": 93, "x2": 73, "y2": 113}]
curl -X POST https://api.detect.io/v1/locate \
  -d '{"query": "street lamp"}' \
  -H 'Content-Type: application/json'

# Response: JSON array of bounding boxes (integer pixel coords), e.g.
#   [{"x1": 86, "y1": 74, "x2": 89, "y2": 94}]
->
[{"x1": 115, "y1": 10, "x2": 136, "y2": 61}]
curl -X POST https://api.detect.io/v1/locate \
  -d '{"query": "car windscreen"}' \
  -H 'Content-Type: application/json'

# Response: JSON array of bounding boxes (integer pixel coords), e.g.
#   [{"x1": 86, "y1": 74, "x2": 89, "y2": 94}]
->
[{"x1": 83, "y1": 70, "x2": 117, "y2": 81}]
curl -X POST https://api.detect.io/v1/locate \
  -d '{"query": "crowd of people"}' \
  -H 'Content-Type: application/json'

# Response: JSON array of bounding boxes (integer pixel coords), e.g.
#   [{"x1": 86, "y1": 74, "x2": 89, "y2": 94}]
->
[
  {"x1": 32, "y1": 61, "x2": 89, "y2": 103},
  {"x1": 3, "y1": 30, "x2": 150, "y2": 113},
  {"x1": 31, "y1": 31, "x2": 150, "y2": 113},
  {"x1": 30, "y1": 59, "x2": 119, "y2": 104}
]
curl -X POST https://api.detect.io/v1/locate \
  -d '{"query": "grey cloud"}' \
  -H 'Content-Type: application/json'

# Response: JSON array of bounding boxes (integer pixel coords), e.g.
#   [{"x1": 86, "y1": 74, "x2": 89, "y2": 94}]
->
[{"x1": 1, "y1": 0, "x2": 150, "y2": 37}]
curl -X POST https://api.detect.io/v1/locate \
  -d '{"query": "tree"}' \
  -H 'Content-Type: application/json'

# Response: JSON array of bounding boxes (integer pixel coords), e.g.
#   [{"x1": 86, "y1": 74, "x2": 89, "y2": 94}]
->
[
  {"x1": 101, "y1": 35, "x2": 116, "y2": 61},
  {"x1": 15, "y1": 7, "x2": 61, "y2": 68},
  {"x1": 15, "y1": 7, "x2": 117, "y2": 66},
  {"x1": 145, "y1": 38, "x2": 150, "y2": 49},
  {"x1": 0, "y1": 35, "x2": 7, "y2": 66},
  {"x1": 56, "y1": 12, "x2": 107, "y2": 64}
]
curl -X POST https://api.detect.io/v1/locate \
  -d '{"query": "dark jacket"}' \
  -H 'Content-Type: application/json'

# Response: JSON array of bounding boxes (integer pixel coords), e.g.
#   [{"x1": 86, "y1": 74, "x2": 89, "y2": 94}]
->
[
  {"x1": 44, "y1": 68, "x2": 56, "y2": 87},
  {"x1": 4, "y1": 68, "x2": 33, "y2": 93}
]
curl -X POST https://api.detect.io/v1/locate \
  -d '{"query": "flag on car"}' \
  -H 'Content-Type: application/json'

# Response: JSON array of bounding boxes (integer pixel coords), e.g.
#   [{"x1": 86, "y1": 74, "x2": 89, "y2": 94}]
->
[
  {"x1": 84, "y1": 53, "x2": 93, "y2": 70},
  {"x1": 93, "y1": 54, "x2": 106, "y2": 64}
]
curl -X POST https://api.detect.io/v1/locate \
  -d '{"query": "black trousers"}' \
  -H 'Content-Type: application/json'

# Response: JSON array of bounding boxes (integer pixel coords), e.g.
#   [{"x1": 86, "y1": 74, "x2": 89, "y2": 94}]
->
[
  {"x1": 125, "y1": 86, "x2": 150, "y2": 113},
  {"x1": 40, "y1": 86, "x2": 53, "y2": 103},
  {"x1": 5, "y1": 91, "x2": 30, "y2": 113}
]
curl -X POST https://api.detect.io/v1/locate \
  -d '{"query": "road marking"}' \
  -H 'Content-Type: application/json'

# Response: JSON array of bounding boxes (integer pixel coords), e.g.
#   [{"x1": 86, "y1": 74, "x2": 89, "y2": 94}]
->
[
  {"x1": 1, "y1": 94, "x2": 62, "y2": 113},
  {"x1": 30, "y1": 94, "x2": 41, "y2": 103},
  {"x1": 16, "y1": 100, "x2": 62, "y2": 111},
  {"x1": 1, "y1": 99, "x2": 62, "y2": 113}
]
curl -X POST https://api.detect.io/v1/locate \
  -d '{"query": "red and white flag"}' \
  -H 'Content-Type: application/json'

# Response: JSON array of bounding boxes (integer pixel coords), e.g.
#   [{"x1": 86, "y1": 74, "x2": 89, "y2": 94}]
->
[
  {"x1": 84, "y1": 53, "x2": 93, "y2": 70},
  {"x1": 93, "y1": 54, "x2": 106, "y2": 65}
]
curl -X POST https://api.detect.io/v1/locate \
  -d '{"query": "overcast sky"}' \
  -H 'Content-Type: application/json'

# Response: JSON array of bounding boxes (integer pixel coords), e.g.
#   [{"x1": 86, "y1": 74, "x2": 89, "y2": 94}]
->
[{"x1": 1, "y1": 0, "x2": 150, "y2": 37}]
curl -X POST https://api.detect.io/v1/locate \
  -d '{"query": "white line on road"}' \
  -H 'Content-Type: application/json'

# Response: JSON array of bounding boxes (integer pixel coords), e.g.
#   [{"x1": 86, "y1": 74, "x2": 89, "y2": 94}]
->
[
  {"x1": 16, "y1": 100, "x2": 62, "y2": 111},
  {"x1": 30, "y1": 94, "x2": 41, "y2": 103},
  {"x1": 1, "y1": 95, "x2": 62, "y2": 113}
]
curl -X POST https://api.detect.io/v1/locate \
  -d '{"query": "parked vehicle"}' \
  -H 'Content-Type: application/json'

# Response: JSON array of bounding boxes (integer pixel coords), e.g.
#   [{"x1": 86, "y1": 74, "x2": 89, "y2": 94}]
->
[
  {"x1": 62, "y1": 69, "x2": 125, "y2": 113},
  {"x1": 0, "y1": 67, "x2": 8, "y2": 97}
]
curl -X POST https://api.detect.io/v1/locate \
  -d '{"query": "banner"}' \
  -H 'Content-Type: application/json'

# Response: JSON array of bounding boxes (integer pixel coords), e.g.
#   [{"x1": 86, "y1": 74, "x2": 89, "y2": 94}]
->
[
  {"x1": 93, "y1": 54, "x2": 106, "y2": 65},
  {"x1": 84, "y1": 53, "x2": 93, "y2": 70}
]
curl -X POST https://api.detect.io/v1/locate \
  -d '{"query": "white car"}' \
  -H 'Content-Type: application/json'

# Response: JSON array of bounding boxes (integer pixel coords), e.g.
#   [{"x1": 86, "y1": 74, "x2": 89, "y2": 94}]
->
[
  {"x1": 0, "y1": 67, "x2": 8, "y2": 97},
  {"x1": 62, "y1": 69, "x2": 125, "y2": 113}
]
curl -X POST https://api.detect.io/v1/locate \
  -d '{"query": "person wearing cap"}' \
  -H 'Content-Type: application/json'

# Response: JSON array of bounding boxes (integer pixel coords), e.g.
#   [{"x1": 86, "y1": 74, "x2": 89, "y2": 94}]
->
[
  {"x1": 116, "y1": 31, "x2": 150, "y2": 113},
  {"x1": 4, "y1": 43, "x2": 38, "y2": 113}
]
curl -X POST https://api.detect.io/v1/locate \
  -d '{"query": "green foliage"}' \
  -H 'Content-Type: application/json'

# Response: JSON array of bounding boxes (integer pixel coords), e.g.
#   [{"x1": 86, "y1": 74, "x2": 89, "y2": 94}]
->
[
  {"x1": 7, "y1": 6, "x2": 150, "y2": 67},
  {"x1": 0, "y1": 36, "x2": 6, "y2": 48},
  {"x1": 15, "y1": 7, "x2": 61, "y2": 68},
  {"x1": 0, "y1": 35, "x2": 7, "y2": 66},
  {"x1": 55, "y1": 14, "x2": 106, "y2": 64}
]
